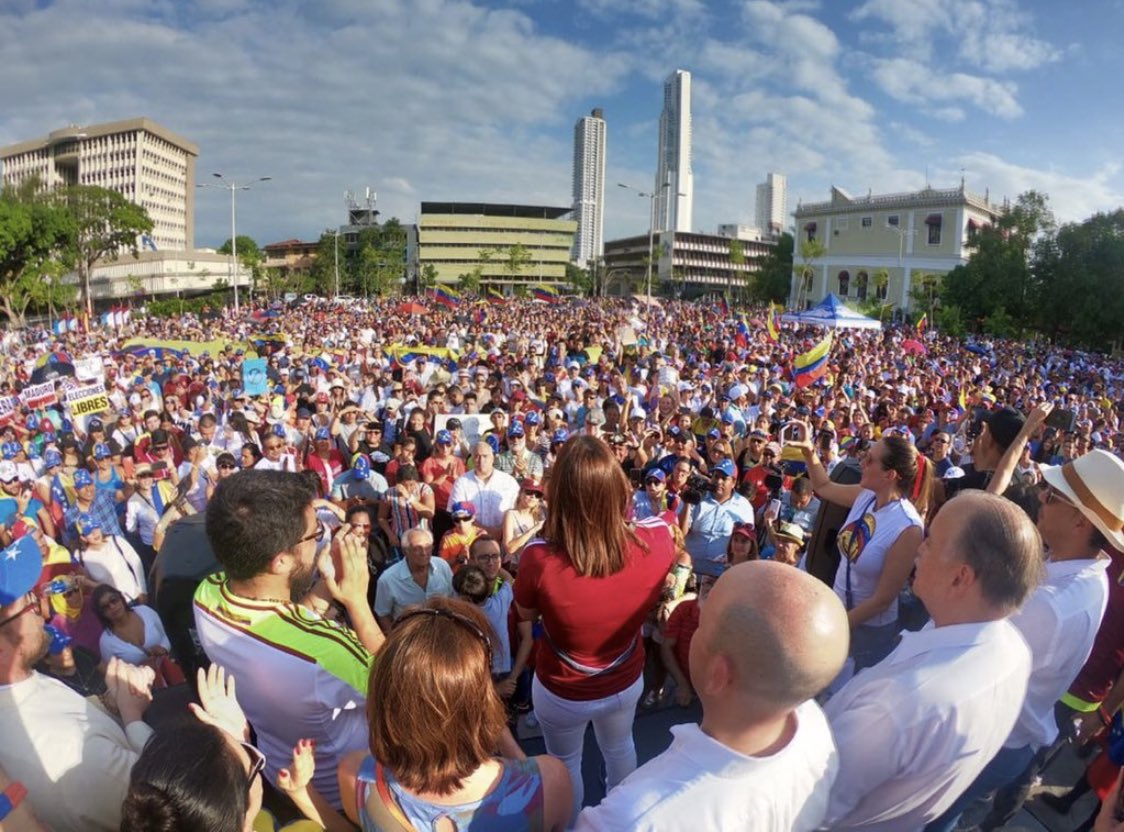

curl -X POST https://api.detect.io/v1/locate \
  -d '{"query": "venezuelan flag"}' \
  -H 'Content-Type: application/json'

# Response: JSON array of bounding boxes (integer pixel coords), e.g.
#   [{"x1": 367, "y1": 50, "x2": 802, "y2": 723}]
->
[
  {"x1": 916, "y1": 312, "x2": 928, "y2": 334},
  {"x1": 431, "y1": 285, "x2": 461, "y2": 309},
  {"x1": 766, "y1": 302, "x2": 782, "y2": 342},
  {"x1": 486, "y1": 286, "x2": 508, "y2": 305},
  {"x1": 532, "y1": 284, "x2": 560, "y2": 304},
  {"x1": 793, "y1": 332, "x2": 833, "y2": 389}
]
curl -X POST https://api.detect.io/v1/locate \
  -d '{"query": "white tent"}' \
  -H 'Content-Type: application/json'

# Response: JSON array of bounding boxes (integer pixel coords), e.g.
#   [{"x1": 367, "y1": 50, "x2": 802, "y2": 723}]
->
[{"x1": 782, "y1": 293, "x2": 882, "y2": 330}]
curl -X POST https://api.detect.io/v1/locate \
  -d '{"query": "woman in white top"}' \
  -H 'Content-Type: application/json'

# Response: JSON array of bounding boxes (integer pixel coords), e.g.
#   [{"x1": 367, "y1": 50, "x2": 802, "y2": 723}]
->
[
  {"x1": 92, "y1": 584, "x2": 171, "y2": 665},
  {"x1": 75, "y1": 513, "x2": 148, "y2": 604},
  {"x1": 792, "y1": 432, "x2": 928, "y2": 677}
]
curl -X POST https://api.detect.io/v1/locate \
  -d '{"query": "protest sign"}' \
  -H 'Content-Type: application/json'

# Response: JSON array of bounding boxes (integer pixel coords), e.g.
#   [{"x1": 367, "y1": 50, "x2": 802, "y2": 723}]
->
[
  {"x1": 242, "y1": 358, "x2": 268, "y2": 397},
  {"x1": 64, "y1": 382, "x2": 110, "y2": 418},
  {"x1": 19, "y1": 381, "x2": 58, "y2": 410},
  {"x1": 74, "y1": 356, "x2": 105, "y2": 381}
]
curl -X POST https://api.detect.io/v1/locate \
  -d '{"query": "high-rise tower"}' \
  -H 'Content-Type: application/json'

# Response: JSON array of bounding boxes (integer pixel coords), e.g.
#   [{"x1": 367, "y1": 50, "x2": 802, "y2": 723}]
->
[
  {"x1": 655, "y1": 69, "x2": 693, "y2": 233},
  {"x1": 755, "y1": 172, "x2": 787, "y2": 237},
  {"x1": 571, "y1": 108, "x2": 606, "y2": 268}
]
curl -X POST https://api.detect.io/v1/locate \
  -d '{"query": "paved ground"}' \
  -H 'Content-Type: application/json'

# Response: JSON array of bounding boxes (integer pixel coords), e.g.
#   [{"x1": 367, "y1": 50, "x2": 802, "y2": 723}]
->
[{"x1": 518, "y1": 698, "x2": 1102, "y2": 830}]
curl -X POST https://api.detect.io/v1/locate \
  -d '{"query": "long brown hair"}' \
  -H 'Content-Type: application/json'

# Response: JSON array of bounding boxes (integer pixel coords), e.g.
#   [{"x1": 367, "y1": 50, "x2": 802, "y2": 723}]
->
[
  {"x1": 367, "y1": 597, "x2": 507, "y2": 795},
  {"x1": 543, "y1": 435, "x2": 640, "y2": 578}
]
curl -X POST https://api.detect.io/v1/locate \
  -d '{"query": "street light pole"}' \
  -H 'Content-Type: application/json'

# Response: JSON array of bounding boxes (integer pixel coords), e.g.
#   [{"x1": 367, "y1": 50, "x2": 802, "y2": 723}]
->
[
  {"x1": 618, "y1": 181, "x2": 683, "y2": 324},
  {"x1": 198, "y1": 174, "x2": 271, "y2": 314}
]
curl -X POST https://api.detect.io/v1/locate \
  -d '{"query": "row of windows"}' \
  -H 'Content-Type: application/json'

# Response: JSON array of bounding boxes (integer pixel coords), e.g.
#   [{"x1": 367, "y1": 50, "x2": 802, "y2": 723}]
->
[{"x1": 806, "y1": 216, "x2": 943, "y2": 245}]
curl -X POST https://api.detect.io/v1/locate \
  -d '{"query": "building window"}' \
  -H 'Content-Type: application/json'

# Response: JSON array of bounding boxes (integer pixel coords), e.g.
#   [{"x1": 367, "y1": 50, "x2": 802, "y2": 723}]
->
[
  {"x1": 876, "y1": 277, "x2": 888, "y2": 301},
  {"x1": 861, "y1": 216, "x2": 872, "y2": 228},
  {"x1": 803, "y1": 221, "x2": 817, "y2": 243},
  {"x1": 836, "y1": 217, "x2": 849, "y2": 231},
  {"x1": 926, "y1": 214, "x2": 942, "y2": 245},
  {"x1": 838, "y1": 270, "x2": 850, "y2": 296},
  {"x1": 887, "y1": 215, "x2": 899, "y2": 227},
  {"x1": 966, "y1": 218, "x2": 979, "y2": 244},
  {"x1": 856, "y1": 271, "x2": 869, "y2": 300}
]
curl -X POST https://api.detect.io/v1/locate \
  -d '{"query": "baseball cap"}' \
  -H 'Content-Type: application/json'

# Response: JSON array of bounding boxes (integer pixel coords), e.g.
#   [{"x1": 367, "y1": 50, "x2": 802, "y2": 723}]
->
[
  {"x1": 644, "y1": 469, "x2": 666, "y2": 483},
  {"x1": 315, "y1": 392, "x2": 330, "y2": 403},
  {"x1": 587, "y1": 408, "x2": 606, "y2": 426},
  {"x1": 44, "y1": 450, "x2": 63, "y2": 468},
  {"x1": 551, "y1": 428, "x2": 569, "y2": 444},
  {"x1": 667, "y1": 425, "x2": 685, "y2": 440},
  {"x1": 0, "y1": 461, "x2": 18, "y2": 483},
  {"x1": 93, "y1": 443, "x2": 112, "y2": 460},
  {"x1": 296, "y1": 407, "x2": 312, "y2": 419},
  {"x1": 314, "y1": 427, "x2": 331, "y2": 441},
  {"x1": 450, "y1": 501, "x2": 477, "y2": 520},
  {"x1": 984, "y1": 407, "x2": 1026, "y2": 451},
  {"x1": 712, "y1": 458, "x2": 736, "y2": 478},
  {"x1": 435, "y1": 430, "x2": 453, "y2": 445},
  {"x1": 775, "y1": 522, "x2": 806, "y2": 545},
  {"x1": 73, "y1": 469, "x2": 94, "y2": 488},
  {"x1": 524, "y1": 411, "x2": 541, "y2": 426},
  {"x1": 508, "y1": 422, "x2": 525, "y2": 438},
  {"x1": 87, "y1": 417, "x2": 104, "y2": 431},
  {"x1": 75, "y1": 513, "x2": 103, "y2": 537},
  {"x1": 0, "y1": 442, "x2": 20, "y2": 460},
  {"x1": 0, "y1": 536, "x2": 42, "y2": 606},
  {"x1": 520, "y1": 477, "x2": 544, "y2": 495}
]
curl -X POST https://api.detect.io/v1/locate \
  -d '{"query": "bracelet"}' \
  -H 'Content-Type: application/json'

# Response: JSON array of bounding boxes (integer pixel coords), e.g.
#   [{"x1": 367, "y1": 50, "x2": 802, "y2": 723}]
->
[{"x1": 0, "y1": 782, "x2": 27, "y2": 821}]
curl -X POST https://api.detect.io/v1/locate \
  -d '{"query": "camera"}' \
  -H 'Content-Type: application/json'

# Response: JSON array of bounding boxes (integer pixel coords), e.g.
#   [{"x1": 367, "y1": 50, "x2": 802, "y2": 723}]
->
[
  {"x1": 681, "y1": 471, "x2": 717, "y2": 505},
  {"x1": 763, "y1": 467, "x2": 785, "y2": 492}
]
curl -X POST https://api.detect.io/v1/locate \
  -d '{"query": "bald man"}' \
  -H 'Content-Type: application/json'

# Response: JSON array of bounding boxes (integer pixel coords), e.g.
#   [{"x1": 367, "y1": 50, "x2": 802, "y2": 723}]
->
[
  {"x1": 575, "y1": 561, "x2": 850, "y2": 831},
  {"x1": 822, "y1": 491, "x2": 1043, "y2": 831}
]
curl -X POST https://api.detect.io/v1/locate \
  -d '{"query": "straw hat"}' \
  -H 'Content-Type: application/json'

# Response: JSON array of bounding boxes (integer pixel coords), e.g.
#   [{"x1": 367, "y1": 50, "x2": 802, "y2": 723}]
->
[{"x1": 1040, "y1": 449, "x2": 1124, "y2": 549}]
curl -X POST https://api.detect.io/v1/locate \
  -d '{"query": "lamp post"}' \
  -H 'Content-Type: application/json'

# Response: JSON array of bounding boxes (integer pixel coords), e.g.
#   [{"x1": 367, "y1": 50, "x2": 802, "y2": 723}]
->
[
  {"x1": 618, "y1": 181, "x2": 683, "y2": 324},
  {"x1": 890, "y1": 224, "x2": 919, "y2": 312},
  {"x1": 198, "y1": 174, "x2": 271, "y2": 314}
]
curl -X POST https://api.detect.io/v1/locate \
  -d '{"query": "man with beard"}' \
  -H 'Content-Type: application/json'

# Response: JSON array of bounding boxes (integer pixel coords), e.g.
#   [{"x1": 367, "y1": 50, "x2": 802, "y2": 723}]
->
[
  {"x1": 0, "y1": 535, "x2": 156, "y2": 831},
  {"x1": 193, "y1": 469, "x2": 384, "y2": 809}
]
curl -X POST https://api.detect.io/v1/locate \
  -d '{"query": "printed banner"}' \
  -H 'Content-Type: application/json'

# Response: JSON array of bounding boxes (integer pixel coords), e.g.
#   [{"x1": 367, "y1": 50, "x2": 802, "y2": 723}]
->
[
  {"x1": 0, "y1": 396, "x2": 18, "y2": 426},
  {"x1": 242, "y1": 358, "x2": 269, "y2": 397},
  {"x1": 64, "y1": 382, "x2": 110, "y2": 418},
  {"x1": 19, "y1": 381, "x2": 58, "y2": 410},
  {"x1": 74, "y1": 356, "x2": 105, "y2": 381}
]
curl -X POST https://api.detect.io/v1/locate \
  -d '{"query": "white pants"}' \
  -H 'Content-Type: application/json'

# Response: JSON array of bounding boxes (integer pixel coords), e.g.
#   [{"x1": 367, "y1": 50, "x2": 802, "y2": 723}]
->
[{"x1": 532, "y1": 673, "x2": 644, "y2": 822}]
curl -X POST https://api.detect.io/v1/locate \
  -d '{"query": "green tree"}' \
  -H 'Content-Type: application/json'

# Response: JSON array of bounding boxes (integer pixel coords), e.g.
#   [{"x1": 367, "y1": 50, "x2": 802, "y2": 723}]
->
[
  {"x1": 218, "y1": 235, "x2": 265, "y2": 295},
  {"x1": 566, "y1": 262, "x2": 593, "y2": 296},
  {"x1": 308, "y1": 231, "x2": 338, "y2": 295},
  {"x1": 503, "y1": 243, "x2": 533, "y2": 285},
  {"x1": 419, "y1": 263, "x2": 439, "y2": 291},
  {"x1": 57, "y1": 185, "x2": 153, "y2": 316},
  {"x1": 0, "y1": 179, "x2": 77, "y2": 326},
  {"x1": 349, "y1": 219, "x2": 407, "y2": 297},
  {"x1": 749, "y1": 232, "x2": 793, "y2": 304}
]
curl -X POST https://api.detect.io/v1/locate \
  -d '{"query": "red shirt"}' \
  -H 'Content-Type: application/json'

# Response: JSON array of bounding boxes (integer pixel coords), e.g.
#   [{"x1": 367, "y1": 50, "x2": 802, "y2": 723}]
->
[
  {"x1": 1068, "y1": 547, "x2": 1124, "y2": 707},
  {"x1": 662, "y1": 598, "x2": 701, "y2": 688},
  {"x1": 514, "y1": 517, "x2": 675, "y2": 700},
  {"x1": 305, "y1": 450, "x2": 345, "y2": 497},
  {"x1": 420, "y1": 454, "x2": 465, "y2": 511}
]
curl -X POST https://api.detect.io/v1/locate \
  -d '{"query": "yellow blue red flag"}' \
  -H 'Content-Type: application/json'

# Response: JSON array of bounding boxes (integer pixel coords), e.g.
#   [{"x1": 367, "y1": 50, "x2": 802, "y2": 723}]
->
[{"x1": 793, "y1": 331, "x2": 833, "y2": 389}]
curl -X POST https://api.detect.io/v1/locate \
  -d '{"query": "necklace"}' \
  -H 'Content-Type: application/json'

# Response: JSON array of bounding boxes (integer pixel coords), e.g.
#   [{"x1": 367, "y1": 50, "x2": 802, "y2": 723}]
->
[{"x1": 228, "y1": 584, "x2": 289, "y2": 605}]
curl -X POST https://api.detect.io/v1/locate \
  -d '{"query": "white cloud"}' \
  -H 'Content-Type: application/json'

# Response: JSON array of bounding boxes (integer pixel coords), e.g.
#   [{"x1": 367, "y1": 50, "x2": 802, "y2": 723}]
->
[{"x1": 869, "y1": 57, "x2": 1023, "y2": 119}]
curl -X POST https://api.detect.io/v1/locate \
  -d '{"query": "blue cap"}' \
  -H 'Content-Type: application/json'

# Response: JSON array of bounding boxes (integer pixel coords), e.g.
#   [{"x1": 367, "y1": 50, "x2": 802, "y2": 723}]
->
[
  {"x1": 450, "y1": 500, "x2": 476, "y2": 519},
  {"x1": 667, "y1": 425, "x2": 685, "y2": 440},
  {"x1": 707, "y1": 428, "x2": 721, "y2": 440},
  {"x1": 232, "y1": 389, "x2": 245, "y2": 399},
  {"x1": 644, "y1": 469, "x2": 666, "y2": 483},
  {"x1": 271, "y1": 423, "x2": 287, "y2": 438},
  {"x1": 73, "y1": 469, "x2": 94, "y2": 488},
  {"x1": 524, "y1": 411, "x2": 541, "y2": 426},
  {"x1": 720, "y1": 412, "x2": 735, "y2": 424},
  {"x1": 75, "y1": 512, "x2": 102, "y2": 537},
  {"x1": 87, "y1": 417, "x2": 104, "y2": 430},
  {"x1": 26, "y1": 413, "x2": 39, "y2": 431},
  {"x1": 314, "y1": 427, "x2": 331, "y2": 441},
  {"x1": 435, "y1": 430, "x2": 453, "y2": 445},
  {"x1": 485, "y1": 434, "x2": 501, "y2": 454},
  {"x1": 551, "y1": 428, "x2": 569, "y2": 444},
  {"x1": 508, "y1": 422, "x2": 525, "y2": 438},
  {"x1": 712, "y1": 458, "x2": 736, "y2": 478},
  {"x1": 44, "y1": 449, "x2": 63, "y2": 468},
  {"x1": 0, "y1": 535, "x2": 42, "y2": 606},
  {"x1": 1, "y1": 442, "x2": 20, "y2": 460},
  {"x1": 93, "y1": 443, "x2": 112, "y2": 460}
]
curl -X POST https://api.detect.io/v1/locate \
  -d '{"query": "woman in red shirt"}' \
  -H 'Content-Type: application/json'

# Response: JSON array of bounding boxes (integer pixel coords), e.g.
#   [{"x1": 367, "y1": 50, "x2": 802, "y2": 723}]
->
[{"x1": 514, "y1": 435, "x2": 676, "y2": 820}]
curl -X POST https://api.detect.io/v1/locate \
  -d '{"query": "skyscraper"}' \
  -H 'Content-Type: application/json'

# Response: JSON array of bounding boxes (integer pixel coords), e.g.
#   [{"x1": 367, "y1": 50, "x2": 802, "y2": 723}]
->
[
  {"x1": 655, "y1": 69, "x2": 693, "y2": 233},
  {"x1": 755, "y1": 172, "x2": 787, "y2": 236},
  {"x1": 571, "y1": 108, "x2": 606, "y2": 268}
]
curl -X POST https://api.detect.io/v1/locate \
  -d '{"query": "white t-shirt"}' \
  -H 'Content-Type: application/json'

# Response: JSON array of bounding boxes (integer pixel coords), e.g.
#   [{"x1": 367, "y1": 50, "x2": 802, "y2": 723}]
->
[
  {"x1": 99, "y1": 604, "x2": 171, "y2": 664},
  {"x1": 81, "y1": 535, "x2": 147, "y2": 600},
  {"x1": 831, "y1": 490, "x2": 923, "y2": 626},
  {"x1": 576, "y1": 701, "x2": 837, "y2": 831}
]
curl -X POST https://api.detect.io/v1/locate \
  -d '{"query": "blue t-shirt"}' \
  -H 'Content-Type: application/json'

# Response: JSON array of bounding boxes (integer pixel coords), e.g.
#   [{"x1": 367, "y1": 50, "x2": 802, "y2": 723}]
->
[{"x1": 0, "y1": 495, "x2": 45, "y2": 528}]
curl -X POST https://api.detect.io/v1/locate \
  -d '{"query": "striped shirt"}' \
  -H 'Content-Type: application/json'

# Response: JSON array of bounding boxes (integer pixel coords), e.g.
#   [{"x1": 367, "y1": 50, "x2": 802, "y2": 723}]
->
[{"x1": 193, "y1": 574, "x2": 374, "y2": 808}]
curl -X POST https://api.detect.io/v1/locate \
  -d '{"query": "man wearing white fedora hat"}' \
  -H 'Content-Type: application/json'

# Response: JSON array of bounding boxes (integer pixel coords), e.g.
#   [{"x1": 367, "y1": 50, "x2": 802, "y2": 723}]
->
[{"x1": 928, "y1": 447, "x2": 1119, "y2": 831}]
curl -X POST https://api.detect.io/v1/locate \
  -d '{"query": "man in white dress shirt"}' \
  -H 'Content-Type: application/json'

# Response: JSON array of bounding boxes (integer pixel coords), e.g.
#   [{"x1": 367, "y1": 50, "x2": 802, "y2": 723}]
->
[
  {"x1": 446, "y1": 442, "x2": 519, "y2": 540},
  {"x1": 931, "y1": 450, "x2": 1119, "y2": 831},
  {"x1": 823, "y1": 491, "x2": 1044, "y2": 832},
  {"x1": 576, "y1": 560, "x2": 849, "y2": 832}
]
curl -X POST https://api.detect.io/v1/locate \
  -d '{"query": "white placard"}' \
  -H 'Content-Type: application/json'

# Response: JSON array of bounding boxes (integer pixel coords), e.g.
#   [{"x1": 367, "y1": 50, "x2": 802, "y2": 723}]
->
[{"x1": 74, "y1": 355, "x2": 105, "y2": 381}]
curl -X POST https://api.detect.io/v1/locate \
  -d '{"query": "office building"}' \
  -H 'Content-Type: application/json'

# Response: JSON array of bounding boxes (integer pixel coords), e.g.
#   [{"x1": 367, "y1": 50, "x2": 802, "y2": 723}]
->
[
  {"x1": 0, "y1": 117, "x2": 198, "y2": 251},
  {"x1": 655, "y1": 69, "x2": 693, "y2": 233},
  {"x1": 571, "y1": 108, "x2": 607, "y2": 269},
  {"x1": 755, "y1": 172, "x2": 787, "y2": 237},
  {"x1": 416, "y1": 202, "x2": 577, "y2": 289},
  {"x1": 790, "y1": 183, "x2": 1004, "y2": 310}
]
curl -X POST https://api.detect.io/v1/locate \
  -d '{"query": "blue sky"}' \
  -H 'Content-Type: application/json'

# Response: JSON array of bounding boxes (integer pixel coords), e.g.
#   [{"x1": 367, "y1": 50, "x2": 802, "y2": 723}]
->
[{"x1": 1, "y1": 0, "x2": 1120, "y2": 249}]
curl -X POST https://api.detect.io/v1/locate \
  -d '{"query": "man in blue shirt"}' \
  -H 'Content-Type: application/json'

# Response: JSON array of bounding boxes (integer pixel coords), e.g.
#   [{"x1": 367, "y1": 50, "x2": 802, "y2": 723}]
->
[{"x1": 681, "y1": 458, "x2": 754, "y2": 567}]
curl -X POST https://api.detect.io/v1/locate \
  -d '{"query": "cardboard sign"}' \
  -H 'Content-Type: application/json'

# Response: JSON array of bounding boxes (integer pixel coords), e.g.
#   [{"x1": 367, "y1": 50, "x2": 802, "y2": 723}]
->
[
  {"x1": 65, "y1": 382, "x2": 110, "y2": 417},
  {"x1": 74, "y1": 356, "x2": 105, "y2": 381},
  {"x1": 0, "y1": 396, "x2": 18, "y2": 426},
  {"x1": 19, "y1": 381, "x2": 58, "y2": 410}
]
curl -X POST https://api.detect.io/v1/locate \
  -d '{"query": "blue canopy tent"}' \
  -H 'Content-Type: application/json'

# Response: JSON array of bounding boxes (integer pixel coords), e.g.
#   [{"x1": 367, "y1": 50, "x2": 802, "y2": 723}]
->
[{"x1": 781, "y1": 293, "x2": 883, "y2": 330}]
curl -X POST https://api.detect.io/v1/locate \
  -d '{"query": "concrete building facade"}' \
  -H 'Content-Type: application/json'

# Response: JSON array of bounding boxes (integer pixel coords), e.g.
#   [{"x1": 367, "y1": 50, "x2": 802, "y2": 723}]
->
[
  {"x1": 0, "y1": 117, "x2": 198, "y2": 251},
  {"x1": 655, "y1": 69, "x2": 693, "y2": 233},
  {"x1": 790, "y1": 184, "x2": 1004, "y2": 311},
  {"x1": 416, "y1": 202, "x2": 576, "y2": 289},
  {"x1": 603, "y1": 230, "x2": 773, "y2": 298},
  {"x1": 571, "y1": 108, "x2": 606, "y2": 269},
  {"x1": 755, "y1": 172, "x2": 787, "y2": 237}
]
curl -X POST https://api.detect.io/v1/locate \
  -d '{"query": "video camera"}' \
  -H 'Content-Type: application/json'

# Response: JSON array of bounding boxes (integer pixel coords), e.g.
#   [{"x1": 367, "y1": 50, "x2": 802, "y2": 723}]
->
[{"x1": 680, "y1": 471, "x2": 717, "y2": 505}]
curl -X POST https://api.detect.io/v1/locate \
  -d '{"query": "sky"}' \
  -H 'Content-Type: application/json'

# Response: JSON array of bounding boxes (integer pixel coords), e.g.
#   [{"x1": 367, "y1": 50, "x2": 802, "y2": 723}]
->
[{"x1": 1, "y1": 0, "x2": 1122, "y2": 250}]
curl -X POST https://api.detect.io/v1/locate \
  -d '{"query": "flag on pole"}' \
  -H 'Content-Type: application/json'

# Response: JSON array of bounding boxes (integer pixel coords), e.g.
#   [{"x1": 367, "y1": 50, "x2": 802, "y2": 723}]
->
[
  {"x1": 532, "y1": 284, "x2": 560, "y2": 304},
  {"x1": 717, "y1": 296, "x2": 730, "y2": 318},
  {"x1": 430, "y1": 285, "x2": 461, "y2": 309},
  {"x1": 734, "y1": 313, "x2": 750, "y2": 348},
  {"x1": 766, "y1": 302, "x2": 782, "y2": 343},
  {"x1": 916, "y1": 312, "x2": 928, "y2": 334},
  {"x1": 793, "y1": 332, "x2": 833, "y2": 389},
  {"x1": 486, "y1": 286, "x2": 508, "y2": 305}
]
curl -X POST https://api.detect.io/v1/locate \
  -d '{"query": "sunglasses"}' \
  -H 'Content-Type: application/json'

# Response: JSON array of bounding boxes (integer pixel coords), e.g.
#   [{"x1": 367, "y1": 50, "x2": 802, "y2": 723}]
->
[
  {"x1": 396, "y1": 607, "x2": 493, "y2": 671},
  {"x1": 298, "y1": 518, "x2": 329, "y2": 551},
  {"x1": 240, "y1": 742, "x2": 266, "y2": 793},
  {"x1": 522, "y1": 489, "x2": 543, "y2": 497},
  {"x1": 0, "y1": 592, "x2": 39, "y2": 629},
  {"x1": 218, "y1": 463, "x2": 237, "y2": 470}
]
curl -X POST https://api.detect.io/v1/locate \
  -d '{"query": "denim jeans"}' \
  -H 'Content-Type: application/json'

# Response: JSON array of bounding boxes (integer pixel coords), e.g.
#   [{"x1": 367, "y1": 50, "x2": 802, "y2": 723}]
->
[
  {"x1": 924, "y1": 743, "x2": 1036, "y2": 832},
  {"x1": 532, "y1": 673, "x2": 644, "y2": 822}
]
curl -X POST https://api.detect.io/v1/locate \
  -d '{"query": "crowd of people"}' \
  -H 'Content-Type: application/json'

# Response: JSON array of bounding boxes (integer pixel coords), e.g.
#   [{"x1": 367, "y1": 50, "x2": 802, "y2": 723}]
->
[{"x1": 2, "y1": 293, "x2": 1124, "y2": 831}]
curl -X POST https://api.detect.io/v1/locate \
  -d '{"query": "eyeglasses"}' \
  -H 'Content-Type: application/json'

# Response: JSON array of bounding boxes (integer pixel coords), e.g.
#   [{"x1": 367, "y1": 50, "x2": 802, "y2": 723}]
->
[
  {"x1": 473, "y1": 551, "x2": 502, "y2": 562},
  {"x1": 218, "y1": 463, "x2": 237, "y2": 470},
  {"x1": 297, "y1": 518, "x2": 328, "y2": 550},
  {"x1": 1041, "y1": 486, "x2": 1077, "y2": 507},
  {"x1": 240, "y1": 742, "x2": 266, "y2": 793},
  {"x1": 522, "y1": 489, "x2": 542, "y2": 498},
  {"x1": 396, "y1": 606, "x2": 493, "y2": 670},
  {"x1": 0, "y1": 592, "x2": 39, "y2": 629}
]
